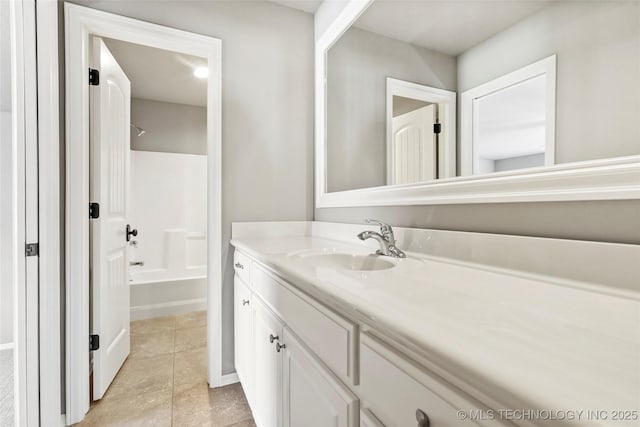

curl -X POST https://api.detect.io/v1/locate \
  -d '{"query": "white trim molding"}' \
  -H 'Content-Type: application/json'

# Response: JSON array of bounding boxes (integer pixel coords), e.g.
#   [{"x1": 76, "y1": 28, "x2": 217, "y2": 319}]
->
[
  {"x1": 316, "y1": 155, "x2": 640, "y2": 207},
  {"x1": 386, "y1": 78, "x2": 457, "y2": 182},
  {"x1": 36, "y1": 0, "x2": 62, "y2": 425},
  {"x1": 315, "y1": 3, "x2": 639, "y2": 208},
  {"x1": 9, "y1": 1, "x2": 42, "y2": 425},
  {"x1": 220, "y1": 373, "x2": 240, "y2": 386},
  {"x1": 460, "y1": 55, "x2": 556, "y2": 176},
  {"x1": 64, "y1": 3, "x2": 223, "y2": 424}
]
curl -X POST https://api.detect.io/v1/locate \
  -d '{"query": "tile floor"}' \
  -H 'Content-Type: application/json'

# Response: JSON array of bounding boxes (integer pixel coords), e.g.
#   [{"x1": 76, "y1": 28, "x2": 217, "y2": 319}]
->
[
  {"x1": 0, "y1": 349, "x2": 13, "y2": 426},
  {"x1": 77, "y1": 311, "x2": 255, "y2": 427}
]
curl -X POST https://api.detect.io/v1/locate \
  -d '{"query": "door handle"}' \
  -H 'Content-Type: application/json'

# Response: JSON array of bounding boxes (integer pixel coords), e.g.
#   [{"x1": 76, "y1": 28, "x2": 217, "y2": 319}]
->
[{"x1": 126, "y1": 224, "x2": 138, "y2": 242}]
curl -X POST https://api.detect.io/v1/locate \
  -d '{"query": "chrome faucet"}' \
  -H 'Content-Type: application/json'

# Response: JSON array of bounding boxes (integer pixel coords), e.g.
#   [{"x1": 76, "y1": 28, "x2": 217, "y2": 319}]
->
[{"x1": 357, "y1": 219, "x2": 406, "y2": 258}]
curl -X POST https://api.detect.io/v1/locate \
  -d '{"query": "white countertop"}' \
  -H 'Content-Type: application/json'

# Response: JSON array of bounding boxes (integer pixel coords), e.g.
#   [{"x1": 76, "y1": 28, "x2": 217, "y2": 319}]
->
[{"x1": 231, "y1": 235, "x2": 640, "y2": 426}]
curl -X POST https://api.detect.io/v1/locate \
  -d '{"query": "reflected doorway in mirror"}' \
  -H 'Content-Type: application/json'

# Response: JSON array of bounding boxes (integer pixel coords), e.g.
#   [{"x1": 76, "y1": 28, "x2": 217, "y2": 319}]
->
[
  {"x1": 460, "y1": 55, "x2": 557, "y2": 176},
  {"x1": 386, "y1": 78, "x2": 457, "y2": 185}
]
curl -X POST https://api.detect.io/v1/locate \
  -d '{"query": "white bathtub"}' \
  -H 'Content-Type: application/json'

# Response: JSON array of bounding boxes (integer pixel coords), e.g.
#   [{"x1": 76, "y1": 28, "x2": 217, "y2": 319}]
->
[{"x1": 129, "y1": 271, "x2": 207, "y2": 321}]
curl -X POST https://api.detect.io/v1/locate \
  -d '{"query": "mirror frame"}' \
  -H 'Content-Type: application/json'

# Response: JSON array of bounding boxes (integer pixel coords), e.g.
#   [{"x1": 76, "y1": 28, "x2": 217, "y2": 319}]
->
[{"x1": 315, "y1": 0, "x2": 640, "y2": 208}]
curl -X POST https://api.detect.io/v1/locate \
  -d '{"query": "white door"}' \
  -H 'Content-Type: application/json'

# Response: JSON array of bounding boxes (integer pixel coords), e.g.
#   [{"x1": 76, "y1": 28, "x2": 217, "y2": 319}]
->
[
  {"x1": 253, "y1": 299, "x2": 283, "y2": 427},
  {"x1": 391, "y1": 104, "x2": 438, "y2": 184},
  {"x1": 282, "y1": 327, "x2": 358, "y2": 427},
  {"x1": 234, "y1": 276, "x2": 254, "y2": 405},
  {"x1": 89, "y1": 37, "x2": 131, "y2": 400}
]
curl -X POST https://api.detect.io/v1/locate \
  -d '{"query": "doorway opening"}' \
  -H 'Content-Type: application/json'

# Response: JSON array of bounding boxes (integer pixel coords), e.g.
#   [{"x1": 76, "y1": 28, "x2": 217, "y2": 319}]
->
[
  {"x1": 65, "y1": 4, "x2": 222, "y2": 424},
  {"x1": 88, "y1": 36, "x2": 210, "y2": 404}
]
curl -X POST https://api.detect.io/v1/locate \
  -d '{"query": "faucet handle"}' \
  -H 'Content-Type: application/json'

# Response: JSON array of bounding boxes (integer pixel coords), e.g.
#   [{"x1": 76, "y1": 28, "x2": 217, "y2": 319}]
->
[{"x1": 365, "y1": 219, "x2": 394, "y2": 240}]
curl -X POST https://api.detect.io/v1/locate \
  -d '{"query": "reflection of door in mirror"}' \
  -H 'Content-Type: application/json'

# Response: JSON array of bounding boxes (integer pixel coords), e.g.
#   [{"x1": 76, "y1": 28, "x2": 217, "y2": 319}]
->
[
  {"x1": 390, "y1": 100, "x2": 438, "y2": 184},
  {"x1": 474, "y1": 75, "x2": 546, "y2": 174},
  {"x1": 461, "y1": 55, "x2": 556, "y2": 176},
  {"x1": 385, "y1": 78, "x2": 457, "y2": 186}
]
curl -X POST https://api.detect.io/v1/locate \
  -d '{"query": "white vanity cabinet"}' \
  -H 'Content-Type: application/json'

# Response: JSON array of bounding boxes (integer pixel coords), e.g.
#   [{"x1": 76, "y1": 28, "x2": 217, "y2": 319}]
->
[
  {"x1": 252, "y1": 298, "x2": 284, "y2": 427},
  {"x1": 233, "y1": 275, "x2": 253, "y2": 404},
  {"x1": 232, "y1": 249, "x2": 506, "y2": 427},
  {"x1": 233, "y1": 251, "x2": 359, "y2": 427},
  {"x1": 360, "y1": 409, "x2": 385, "y2": 427},
  {"x1": 359, "y1": 333, "x2": 506, "y2": 427},
  {"x1": 282, "y1": 326, "x2": 358, "y2": 427}
]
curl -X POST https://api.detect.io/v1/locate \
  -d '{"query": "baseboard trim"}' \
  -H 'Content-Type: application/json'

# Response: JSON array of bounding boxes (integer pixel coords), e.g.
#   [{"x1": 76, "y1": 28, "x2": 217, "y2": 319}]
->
[
  {"x1": 130, "y1": 298, "x2": 206, "y2": 320},
  {"x1": 220, "y1": 373, "x2": 239, "y2": 386}
]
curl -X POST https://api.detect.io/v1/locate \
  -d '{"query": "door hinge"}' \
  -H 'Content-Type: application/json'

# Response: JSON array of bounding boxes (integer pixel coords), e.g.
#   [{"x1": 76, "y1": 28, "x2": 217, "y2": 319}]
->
[
  {"x1": 433, "y1": 123, "x2": 442, "y2": 134},
  {"x1": 89, "y1": 68, "x2": 100, "y2": 86},
  {"x1": 25, "y1": 243, "x2": 39, "y2": 257},
  {"x1": 89, "y1": 335, "x2": 100, "y2": 351},
  {"x1": 89, "y1": 202, "x2": 100, "y2": 219}
]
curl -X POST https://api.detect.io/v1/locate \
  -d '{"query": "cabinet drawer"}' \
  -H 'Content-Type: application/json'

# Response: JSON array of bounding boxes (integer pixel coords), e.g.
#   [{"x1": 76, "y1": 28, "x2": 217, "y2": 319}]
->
[
  {"x1": 252, "y1": 263, "x2": 356, "y2": 382},
  {"x1": 360, "y1": 333, "x2": 496, "y2": 427},
  {"x1": 360, "y1": 409, "x2": 385, "y2": 427},
  {"x1": 233, "y1": 250, "x2": 251, "y2": 284}
]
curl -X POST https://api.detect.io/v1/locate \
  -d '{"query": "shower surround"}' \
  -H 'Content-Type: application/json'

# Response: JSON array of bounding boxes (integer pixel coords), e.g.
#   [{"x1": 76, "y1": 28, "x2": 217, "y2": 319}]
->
[{"x1": 129, "y1": 150, "x2": 207, "y2": 319}]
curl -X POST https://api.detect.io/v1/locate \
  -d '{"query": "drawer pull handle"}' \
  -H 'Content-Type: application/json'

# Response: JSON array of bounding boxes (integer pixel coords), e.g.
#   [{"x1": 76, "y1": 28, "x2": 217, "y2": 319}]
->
[
  {"x1": 416, "y1": 409, "x2": 430, "y2": 427},
  {"x1": 242, "y1": 299, "x2": 250, "y2": 306},
  {"x1": 269, "y1": 334, "x2": 279, "y2": 343},
  {"x1": 276, "y1": 343, "x2": 286, "y2": 352},
  {"x1": 235, "y1": 262, "x2": 244, "y2": 269}
]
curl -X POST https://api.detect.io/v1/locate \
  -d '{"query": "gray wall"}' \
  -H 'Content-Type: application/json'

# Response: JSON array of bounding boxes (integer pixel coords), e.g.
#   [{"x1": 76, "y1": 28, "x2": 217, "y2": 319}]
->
[
  {"x1": 327, "y1": 27, "x2": 456, "y2": 192},
  {"x1": 130, "y1": 98, "x2": 207, "y2": 155},
  {"x1": 66, "y1": 0, "x2": 315, "y2": 375},
  {"x1": 457, "y1": 1, "x2": 640, "y2": 164},
  {"x1": 494, "y1": 153, "x2": 544, "y2": 173},
  {"x1": 316, "y1": 200, "x2": 640, "y2": 245}
]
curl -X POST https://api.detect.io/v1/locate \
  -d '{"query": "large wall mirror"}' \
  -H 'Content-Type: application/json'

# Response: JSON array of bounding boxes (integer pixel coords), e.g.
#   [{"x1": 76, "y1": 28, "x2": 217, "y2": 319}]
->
[{"x1": 316, "y1": 0, "x2": 640, "y2": 207}]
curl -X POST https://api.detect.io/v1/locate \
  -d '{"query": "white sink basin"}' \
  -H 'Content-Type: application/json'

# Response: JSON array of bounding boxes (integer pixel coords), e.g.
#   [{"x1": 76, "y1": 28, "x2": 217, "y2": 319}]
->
[{"x1": 293, "y1": 252, "x2": 397, "y2": 271}]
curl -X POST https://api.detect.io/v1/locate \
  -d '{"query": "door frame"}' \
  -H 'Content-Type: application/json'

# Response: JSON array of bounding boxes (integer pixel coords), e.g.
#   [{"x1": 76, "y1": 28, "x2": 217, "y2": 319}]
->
[
  {"x1": 7, "y1": 0, "x2": 41, "y2": 425},
  {"x1": 385, "y1": 77, "x2": 457, "y2": 184},
  {"x1": 459, "y1": 54, "x2": 556, "y2": 176},
  {"x1": 64, "y1": 3, "x2": 223, "y2": 424}
]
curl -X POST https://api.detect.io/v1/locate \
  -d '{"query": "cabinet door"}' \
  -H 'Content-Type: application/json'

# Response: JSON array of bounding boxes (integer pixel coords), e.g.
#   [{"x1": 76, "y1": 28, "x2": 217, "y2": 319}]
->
[
  {"x1": 234, "y1": 276, "x2": 253, "y2": 404},
  {"x1": 360, "y1": 410, "x2": 385, "y2": 427},
  {"x1": 253, "y1": 298, "x2": 283, "y2": 427},
  {"x1": 282, "y1": 327, "x2": 358, "y2": 427}
]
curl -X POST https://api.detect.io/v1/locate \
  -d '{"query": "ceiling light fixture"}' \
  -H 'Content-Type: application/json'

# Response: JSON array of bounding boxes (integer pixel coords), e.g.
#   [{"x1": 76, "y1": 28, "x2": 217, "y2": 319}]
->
[{"x1": 194, "y1": 67, "x2": 208, "y2": 79}]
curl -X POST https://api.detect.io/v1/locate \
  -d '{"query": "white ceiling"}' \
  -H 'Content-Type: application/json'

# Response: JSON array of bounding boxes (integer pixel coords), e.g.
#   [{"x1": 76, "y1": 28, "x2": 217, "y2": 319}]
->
[
  {"x1": 104, "y1": 38, "x2": 207, "y2": 107},
  {"x1": 354, "y1": 0, "x2": 554, "y2": 56},
  {"x1": 269, "y1": 0, "x2": 322, "y2": 13}
]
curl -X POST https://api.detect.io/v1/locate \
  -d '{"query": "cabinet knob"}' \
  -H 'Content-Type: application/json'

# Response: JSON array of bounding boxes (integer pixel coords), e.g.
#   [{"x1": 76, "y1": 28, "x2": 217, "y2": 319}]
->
[
  {"x1": 416, "y1": 409, "x2": 430, "y2": 427},
  {"x1": 242, "y1": 299, "x2": 250, "y2": 306},
  {"x1": 269, "y1": 334, "x2": 279, "y2": 343},
  {"x1": 235, "y1": 262, "x2": 244, "y2": 269},
  {"x1": 276, "y1": 343, "x2": 286, "y2": 352}
]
